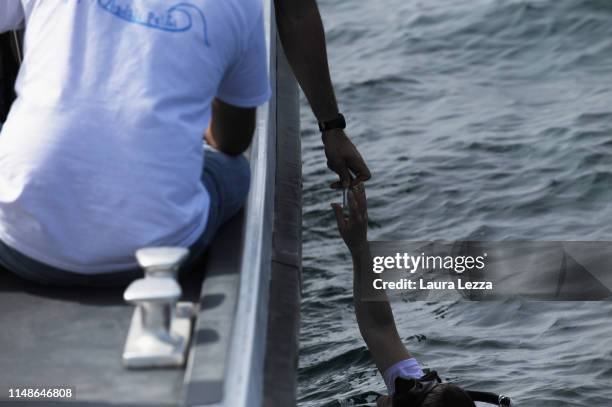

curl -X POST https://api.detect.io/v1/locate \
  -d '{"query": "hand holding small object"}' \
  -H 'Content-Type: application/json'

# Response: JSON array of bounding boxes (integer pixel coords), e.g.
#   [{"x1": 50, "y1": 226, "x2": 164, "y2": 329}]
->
[
  {"x1": 324, "y1": 129, "x2": 371, "y2": 189},
  {"x1": 331, "y1": 183, "x2": 368, "y2": 253}
]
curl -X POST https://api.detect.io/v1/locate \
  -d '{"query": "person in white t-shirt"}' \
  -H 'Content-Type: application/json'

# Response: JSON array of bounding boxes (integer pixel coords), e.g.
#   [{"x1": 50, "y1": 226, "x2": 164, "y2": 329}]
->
[
  {"x1": 331, "y1": 186, "x2": 479, "y2": 407},
  {"x1": 0, "y1": 0, "x2": 270, "y2": 285}
]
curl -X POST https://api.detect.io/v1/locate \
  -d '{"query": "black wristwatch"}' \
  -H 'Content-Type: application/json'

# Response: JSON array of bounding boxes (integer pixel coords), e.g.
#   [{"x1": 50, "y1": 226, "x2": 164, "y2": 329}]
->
[{"x1": 318, "y1": 113, "x2": 346, "y2": 132}]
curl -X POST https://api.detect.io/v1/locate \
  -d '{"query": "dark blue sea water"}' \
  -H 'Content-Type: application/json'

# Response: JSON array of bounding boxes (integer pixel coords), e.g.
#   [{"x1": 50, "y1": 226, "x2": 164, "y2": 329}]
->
[{"x1": 297, "y1": 1, "x2": 612, "y2": 405}]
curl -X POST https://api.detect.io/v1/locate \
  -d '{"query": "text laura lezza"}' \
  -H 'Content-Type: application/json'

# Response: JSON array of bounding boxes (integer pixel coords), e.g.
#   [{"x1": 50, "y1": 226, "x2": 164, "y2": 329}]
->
[{"x1": 373, "y1": 278, "x2": 493, "y2": 291}]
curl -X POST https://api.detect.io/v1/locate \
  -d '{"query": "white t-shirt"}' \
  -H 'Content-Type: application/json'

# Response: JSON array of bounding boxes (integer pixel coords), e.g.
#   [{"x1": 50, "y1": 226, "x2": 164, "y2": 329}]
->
[
  {"x1": 383, "y1": 358, "x2": 425, "y2": 395},
  {"x1": 0, "y1": 0, "x2": 270, "y2": 273}
]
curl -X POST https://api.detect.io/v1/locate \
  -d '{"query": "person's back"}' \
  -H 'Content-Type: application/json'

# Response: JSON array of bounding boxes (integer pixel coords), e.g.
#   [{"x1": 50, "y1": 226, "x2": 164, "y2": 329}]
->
[{"x1": 0, "y1": 0, "x2": 270, "y2": 275}]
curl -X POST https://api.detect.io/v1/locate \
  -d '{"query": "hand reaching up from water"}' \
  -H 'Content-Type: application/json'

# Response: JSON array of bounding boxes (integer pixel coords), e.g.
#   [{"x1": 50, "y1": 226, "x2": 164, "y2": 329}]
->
[
  {"x1": 333, "y1": 182, "x2": 413, "y2": 378},
  {"x1": 331, "y1": 183, "x2": 368, "y2": 253}
]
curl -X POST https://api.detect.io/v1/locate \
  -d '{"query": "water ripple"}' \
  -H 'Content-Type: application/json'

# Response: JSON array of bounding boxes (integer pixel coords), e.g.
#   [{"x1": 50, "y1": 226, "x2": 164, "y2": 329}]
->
[{"x1": 299, "y1": 0, "x2": 612, "y2": 405}]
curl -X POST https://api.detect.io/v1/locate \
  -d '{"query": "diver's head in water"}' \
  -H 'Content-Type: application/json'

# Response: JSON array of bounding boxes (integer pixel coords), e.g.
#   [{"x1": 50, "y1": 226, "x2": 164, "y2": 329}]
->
[{"x1": 376, "y1": 376, "x2": 476, "y2": 407}]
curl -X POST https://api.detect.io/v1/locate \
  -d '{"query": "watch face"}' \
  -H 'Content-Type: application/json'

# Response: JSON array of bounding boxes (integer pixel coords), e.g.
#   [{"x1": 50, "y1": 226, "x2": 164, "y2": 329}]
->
[{"x1": 334, "y1": 113, "x2": 346, "y2": 129}]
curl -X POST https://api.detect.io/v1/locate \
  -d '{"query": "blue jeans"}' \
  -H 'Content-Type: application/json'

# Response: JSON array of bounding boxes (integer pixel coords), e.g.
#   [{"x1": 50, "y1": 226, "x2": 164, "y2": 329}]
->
[{"x1": 0, "y1": 144, "x2": 250, "y2": 286}]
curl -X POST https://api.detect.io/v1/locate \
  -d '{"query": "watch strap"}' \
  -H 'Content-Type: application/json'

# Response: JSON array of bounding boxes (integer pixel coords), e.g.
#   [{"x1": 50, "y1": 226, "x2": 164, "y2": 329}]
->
[{"x1": 318, "y1": 113, "x2": 346, "y2": 132}]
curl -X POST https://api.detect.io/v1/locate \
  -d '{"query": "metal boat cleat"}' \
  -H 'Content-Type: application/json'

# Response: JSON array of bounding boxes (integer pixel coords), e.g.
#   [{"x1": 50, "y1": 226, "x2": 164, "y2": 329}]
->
[
  {"x1": 135, "y1": 247, "x2": 190, "y2": 278},
  {"x1": 122, "y1": 247, "x2": 194, "y2": 368}
]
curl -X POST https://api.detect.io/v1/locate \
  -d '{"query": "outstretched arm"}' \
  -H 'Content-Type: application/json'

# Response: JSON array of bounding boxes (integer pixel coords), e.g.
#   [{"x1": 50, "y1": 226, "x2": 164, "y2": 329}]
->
[
  {"x1": 274, "y1": 0, "x2": 336, "y2": 122},
  {"x1": 275, "y1": 0, "x2": 371, "y2": 188},
  {"x1": 332, "y1": 185, "x2": 411, "y2": 374}
]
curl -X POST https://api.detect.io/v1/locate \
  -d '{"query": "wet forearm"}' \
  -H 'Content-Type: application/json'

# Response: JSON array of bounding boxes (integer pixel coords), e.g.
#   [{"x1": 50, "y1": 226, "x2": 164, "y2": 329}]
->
[
  {"x1": 275, "y1": 0, "x2": 339, "y2": 122},
  {"x1": 352, "y1": 244, "x2": 396, "y2": 330},
  {"x1": 352, "y1": 243, "x2": 411, "y2": 372}
]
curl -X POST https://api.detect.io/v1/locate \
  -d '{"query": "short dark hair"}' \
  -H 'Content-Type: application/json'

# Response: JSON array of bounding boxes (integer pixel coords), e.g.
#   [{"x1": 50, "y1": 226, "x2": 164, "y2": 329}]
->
[
  {"x1": 421, "y1": 384, "x2": 476, "y2": 407},
  {"x1": 393, "y1": 381, "x2": 476, "y2": 407}
]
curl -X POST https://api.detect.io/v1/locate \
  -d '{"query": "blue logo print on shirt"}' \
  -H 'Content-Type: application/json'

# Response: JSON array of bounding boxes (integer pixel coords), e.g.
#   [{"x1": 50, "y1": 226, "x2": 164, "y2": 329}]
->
[{"x1": 96, "y1": 0, "x2": 210, "y2": 46}]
